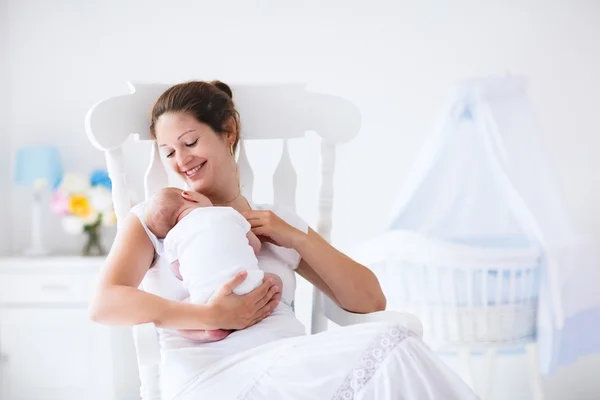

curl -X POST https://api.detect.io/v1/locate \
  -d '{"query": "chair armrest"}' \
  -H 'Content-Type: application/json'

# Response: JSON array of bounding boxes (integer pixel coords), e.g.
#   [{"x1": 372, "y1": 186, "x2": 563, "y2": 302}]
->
[
  {"x1": 323, "y1": 296, "x2": 424, "y2": 338},
  {"x1": 133, "y1": 322, "x2": 161, "y2": 366},
  {"x1": 132, "y1": 322, "x2": 162, "y2": 400}
]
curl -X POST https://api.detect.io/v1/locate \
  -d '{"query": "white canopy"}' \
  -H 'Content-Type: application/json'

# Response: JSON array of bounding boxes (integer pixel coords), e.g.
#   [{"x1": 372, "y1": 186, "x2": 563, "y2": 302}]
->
[{"x1": 383, "y1": 76, "x2": 600, "y2": 373}]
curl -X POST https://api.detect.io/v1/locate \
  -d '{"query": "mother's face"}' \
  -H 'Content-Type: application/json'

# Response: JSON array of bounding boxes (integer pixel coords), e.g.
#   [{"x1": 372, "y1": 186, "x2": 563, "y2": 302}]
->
[{"x1": 154, "y1": 112, "x2": 234, "y2": 195}]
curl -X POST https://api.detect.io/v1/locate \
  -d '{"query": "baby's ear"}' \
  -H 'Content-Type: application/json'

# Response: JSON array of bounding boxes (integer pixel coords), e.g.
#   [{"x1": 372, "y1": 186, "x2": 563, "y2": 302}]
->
[{"x1": 181, "y1": 191, "x2": 199, "y2": 203}]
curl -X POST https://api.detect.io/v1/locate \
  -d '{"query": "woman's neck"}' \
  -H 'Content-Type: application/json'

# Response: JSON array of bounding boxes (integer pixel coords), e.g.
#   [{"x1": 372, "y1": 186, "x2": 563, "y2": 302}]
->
[{"x1": 210, "y1": 190, "x2": 252, "y2": 213}]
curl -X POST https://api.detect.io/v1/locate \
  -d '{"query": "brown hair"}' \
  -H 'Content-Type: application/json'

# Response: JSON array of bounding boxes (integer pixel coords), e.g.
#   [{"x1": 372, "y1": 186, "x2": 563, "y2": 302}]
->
[{"x1": 150, "y1": 81, "x2": 241, "y2": 151}]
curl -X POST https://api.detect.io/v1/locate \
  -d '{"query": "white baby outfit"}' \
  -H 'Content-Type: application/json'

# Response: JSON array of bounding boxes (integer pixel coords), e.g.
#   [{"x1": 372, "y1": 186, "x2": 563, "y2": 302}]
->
[{"x1": 163, "y1": 206, "x2": 264, "y2": 304}]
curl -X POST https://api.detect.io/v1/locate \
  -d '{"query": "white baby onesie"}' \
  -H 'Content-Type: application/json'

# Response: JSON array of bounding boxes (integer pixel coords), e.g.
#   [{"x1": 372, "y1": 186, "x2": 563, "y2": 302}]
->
[{"x1": 163, "y1": 206, "x2": 264, "y2": 304}]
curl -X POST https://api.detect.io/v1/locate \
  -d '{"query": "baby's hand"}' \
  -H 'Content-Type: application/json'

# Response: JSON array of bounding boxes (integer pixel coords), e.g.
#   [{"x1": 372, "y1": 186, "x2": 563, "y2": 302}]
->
[
  {"x1": 170, "y1": 260, "x2": 183, "y2": 280},
  {"x1": 247, "y1": 231, "x2": 262, "y2": 255}
]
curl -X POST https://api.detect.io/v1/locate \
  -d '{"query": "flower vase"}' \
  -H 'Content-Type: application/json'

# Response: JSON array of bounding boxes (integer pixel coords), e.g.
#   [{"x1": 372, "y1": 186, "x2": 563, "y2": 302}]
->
[{"x1": 83, "y1": 221, "x2": 105, "y2": 256}]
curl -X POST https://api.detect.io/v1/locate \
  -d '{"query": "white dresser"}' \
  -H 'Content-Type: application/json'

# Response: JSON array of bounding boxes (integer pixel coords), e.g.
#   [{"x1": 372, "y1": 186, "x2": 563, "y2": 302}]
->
[{"x1": 0, "y1": 256, "x2": 135, "y2": 400}]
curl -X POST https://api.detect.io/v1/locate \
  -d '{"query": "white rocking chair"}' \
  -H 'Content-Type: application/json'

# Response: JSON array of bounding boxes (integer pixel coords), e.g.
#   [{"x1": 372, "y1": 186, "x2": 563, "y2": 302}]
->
[{"x1": 85, "y1": 82, "x2": 423, "y2": 400}]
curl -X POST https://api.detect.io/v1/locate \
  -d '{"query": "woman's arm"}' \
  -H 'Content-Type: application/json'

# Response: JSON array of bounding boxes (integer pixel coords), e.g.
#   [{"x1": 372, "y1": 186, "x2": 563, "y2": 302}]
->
[
  {"x1": 89, "y1": 213, "x2": 215, "y2": 329},
  {"x1": 244, "y1": 211, "x2": 386, "y2": 314},
  {"x1": 90, "y1": 213, "x2": 280, "y2": 330},
  {"x1": 294, "y1": 228, "x2": 386, "y2": 314}
]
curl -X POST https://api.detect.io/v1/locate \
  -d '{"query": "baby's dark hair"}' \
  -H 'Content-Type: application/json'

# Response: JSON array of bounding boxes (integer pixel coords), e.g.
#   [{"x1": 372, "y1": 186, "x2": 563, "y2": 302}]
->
[{"x1": 144, "y1": 187, "x2": 186, "y2": 239}]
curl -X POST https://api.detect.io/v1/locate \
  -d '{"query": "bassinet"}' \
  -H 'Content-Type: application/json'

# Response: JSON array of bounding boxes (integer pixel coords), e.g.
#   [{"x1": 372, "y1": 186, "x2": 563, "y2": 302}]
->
[{"x1": 354, "y1": 230, "x2": 541, "y2": 348}]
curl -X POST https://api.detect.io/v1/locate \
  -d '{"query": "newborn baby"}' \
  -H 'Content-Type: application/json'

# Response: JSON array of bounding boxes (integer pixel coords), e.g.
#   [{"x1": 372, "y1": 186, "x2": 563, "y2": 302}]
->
[{"x1": 144, "y1": 187, "x2": 265, "y2": 341}]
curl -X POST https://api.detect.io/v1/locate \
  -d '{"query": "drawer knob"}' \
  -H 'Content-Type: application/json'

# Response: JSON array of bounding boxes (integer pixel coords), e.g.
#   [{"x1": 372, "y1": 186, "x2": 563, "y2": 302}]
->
[{"x1": 40, "y1": 283, "x2": 70, "y2": 292}]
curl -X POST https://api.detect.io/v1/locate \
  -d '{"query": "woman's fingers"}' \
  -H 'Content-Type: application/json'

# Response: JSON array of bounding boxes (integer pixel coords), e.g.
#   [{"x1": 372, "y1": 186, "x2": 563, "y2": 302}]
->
[
  {"x1": 246, "y1": 278, "x2": 273, "y2": 304},
  {"x1": 259, "y1": 296, "x2": 280, "y2": 319},
  {"x1": 246, "y1": 218, "x2": 266, "y2": 229},
  {"x1": 244, "y1": 211, "x2": 274, "y2": 228},
  {"x1": 257, "y1": 235, "x2": 276, "y2": 244},
  {"x1": 220, "y1": 270, "x2": 248, "y2": 294},
  {"x1": 251, "y1": 226, "x2": 267, "y2": 237},
  {"x1": 242, "y1": 210, "x2": 269, "y2": 220},
  {"x1": 244, "y1": 211, "x2": 277, "y2": 242},
  {"x1": 249, "y1": 299, "x2": 278, "y2": 326},
  {"x1": 247, "y1": 219, "x2": 271, "y2": 239},
  {"x1": 271, "y1": 288, "x2": 282, "y2": 303},
  {"x1": 254, "y1": 284, "x2": 280, "y2": 309}
]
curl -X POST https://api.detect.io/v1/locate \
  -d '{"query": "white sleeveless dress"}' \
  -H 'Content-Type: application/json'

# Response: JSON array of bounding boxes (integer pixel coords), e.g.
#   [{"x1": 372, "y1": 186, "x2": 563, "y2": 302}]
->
[{"x1": 130, "y1": 203, "x2": 477, "y2": 400}]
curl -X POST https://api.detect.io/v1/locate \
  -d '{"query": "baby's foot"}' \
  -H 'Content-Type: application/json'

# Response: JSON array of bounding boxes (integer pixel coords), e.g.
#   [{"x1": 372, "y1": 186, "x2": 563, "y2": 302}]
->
[
  {"x1": 170, "y1": 260, "x2": 183, "y2": 280},
  {"x1": 176, "y1": 329, "x2": 233, "y2": 343}
]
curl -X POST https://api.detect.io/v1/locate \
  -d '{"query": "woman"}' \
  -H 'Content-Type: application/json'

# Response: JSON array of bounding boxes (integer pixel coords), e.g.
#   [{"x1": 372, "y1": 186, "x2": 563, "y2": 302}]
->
[{"x1": 90, "y1": 80, "x2": 476, "y2": 399}]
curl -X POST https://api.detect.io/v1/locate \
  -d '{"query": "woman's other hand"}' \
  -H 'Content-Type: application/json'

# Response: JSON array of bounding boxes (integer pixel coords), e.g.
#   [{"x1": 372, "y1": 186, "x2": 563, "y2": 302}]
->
[
  {"x1": 242, "y1": 210, "x2": 305, "y2": 249},
  {"x1": 207, "y1": 271, "x2": 281, "y2": 330}
]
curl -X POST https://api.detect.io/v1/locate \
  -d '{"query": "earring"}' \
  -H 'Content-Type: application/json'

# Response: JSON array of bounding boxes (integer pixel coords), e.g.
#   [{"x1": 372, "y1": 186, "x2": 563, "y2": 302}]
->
[{"x1": 230, "y1": 144, "x2": 234, "y2": 156}]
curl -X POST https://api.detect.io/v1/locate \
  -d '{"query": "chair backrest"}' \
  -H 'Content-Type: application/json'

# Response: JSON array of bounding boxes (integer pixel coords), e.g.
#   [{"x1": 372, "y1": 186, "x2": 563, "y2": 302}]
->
[
  {"x1": 86, "y1": 82, "x2": 361, "y2": 400},
  {"x1": 85, "y1": 82, "x2": 361, "y2": 329}
]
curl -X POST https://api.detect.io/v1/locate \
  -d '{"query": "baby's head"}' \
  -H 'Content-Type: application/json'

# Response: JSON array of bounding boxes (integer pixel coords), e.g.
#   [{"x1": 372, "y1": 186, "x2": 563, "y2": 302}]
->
[{"x1": 144, "y1": 188, "x2": 212, "y2": 238}]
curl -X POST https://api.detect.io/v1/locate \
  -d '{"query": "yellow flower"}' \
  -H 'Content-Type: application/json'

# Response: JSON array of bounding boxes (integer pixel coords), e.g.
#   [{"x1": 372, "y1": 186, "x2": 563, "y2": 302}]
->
[{"x1": 68, "y1": 195, "x2": 92, "y2": 218}]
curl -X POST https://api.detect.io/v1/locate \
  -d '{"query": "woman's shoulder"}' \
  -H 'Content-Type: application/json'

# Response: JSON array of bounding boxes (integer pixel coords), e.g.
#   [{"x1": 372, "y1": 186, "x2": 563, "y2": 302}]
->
[{"x1": 252, "y1": 203, "x2": 309, "y2": 234}]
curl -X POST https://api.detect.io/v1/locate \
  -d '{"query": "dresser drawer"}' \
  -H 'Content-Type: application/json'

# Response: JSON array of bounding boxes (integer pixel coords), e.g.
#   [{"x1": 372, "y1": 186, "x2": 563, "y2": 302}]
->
[{"x1": 0, "y1": 273, "x2": 95, "y2": 304}]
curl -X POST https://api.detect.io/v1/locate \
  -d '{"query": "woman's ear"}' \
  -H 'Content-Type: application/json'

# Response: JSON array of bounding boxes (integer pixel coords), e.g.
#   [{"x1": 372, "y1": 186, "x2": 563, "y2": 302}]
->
[{"x1": 225, "y1": 116, "x2": 238, "y2": 147}]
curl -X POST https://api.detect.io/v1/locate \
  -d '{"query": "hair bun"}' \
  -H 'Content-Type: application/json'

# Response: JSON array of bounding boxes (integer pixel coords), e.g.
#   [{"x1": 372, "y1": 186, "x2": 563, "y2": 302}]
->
[{"x1": 210, "y1": 80, "x2": 233, "y2": 99}]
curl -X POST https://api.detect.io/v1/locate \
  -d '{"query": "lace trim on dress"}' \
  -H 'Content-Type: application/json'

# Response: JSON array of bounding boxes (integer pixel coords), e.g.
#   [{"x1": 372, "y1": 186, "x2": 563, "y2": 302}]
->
[{"x1": 331, "y1": 325, "x2": 409, "y2": 400}]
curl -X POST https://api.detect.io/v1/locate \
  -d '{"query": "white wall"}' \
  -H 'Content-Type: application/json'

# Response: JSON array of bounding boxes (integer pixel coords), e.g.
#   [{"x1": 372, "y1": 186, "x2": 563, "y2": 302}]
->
[
  {"x1": 5, "y1": 0, "x2": 600, "y2": 253},
  {"x1": 0, "y1": 0, "x2": 9, "y2": 255},
  {"x1": 4, "y1": 0, "x2": 600, "y2": 398}
]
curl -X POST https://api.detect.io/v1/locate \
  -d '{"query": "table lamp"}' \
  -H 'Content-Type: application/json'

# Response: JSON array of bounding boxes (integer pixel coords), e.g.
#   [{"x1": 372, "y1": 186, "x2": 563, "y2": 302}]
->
[{"x1": 13, "y1": 145, "x2": 63, "y2": 256}]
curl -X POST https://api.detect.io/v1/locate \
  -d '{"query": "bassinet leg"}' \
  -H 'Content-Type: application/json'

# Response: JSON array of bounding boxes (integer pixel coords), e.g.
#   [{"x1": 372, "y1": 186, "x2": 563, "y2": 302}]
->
[
  {"x1": 458, "y1": 348, "x2": 478, "y2": 396},
  {"x1": 526, "y1": 342, "x2": 544, "y2": 400},
  {"x1": 482, "y1": 348, "x2": 497, "y2": 400}
]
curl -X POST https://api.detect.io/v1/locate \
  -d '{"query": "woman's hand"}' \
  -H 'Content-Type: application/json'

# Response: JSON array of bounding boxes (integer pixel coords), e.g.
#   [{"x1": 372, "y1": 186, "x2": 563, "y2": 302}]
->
[
  {"x1": 206, "y1": 271, "x2": 281, "y2": 330},
  {"x1": 263, "y1": 272, "x2": 283, "y2": 303},
  {"x1": 242, "y1": 210, "x2": 305, "y2": 249},
  {"x1": 176, "y1": 297, "x2": 233, "y2": 342}
]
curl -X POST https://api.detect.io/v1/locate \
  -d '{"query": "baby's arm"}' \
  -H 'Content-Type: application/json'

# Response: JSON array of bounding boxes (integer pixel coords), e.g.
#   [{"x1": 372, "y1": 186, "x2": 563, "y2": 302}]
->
[{"x1": 247, "y1": 230, "x2": 262, "y2": 255}]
